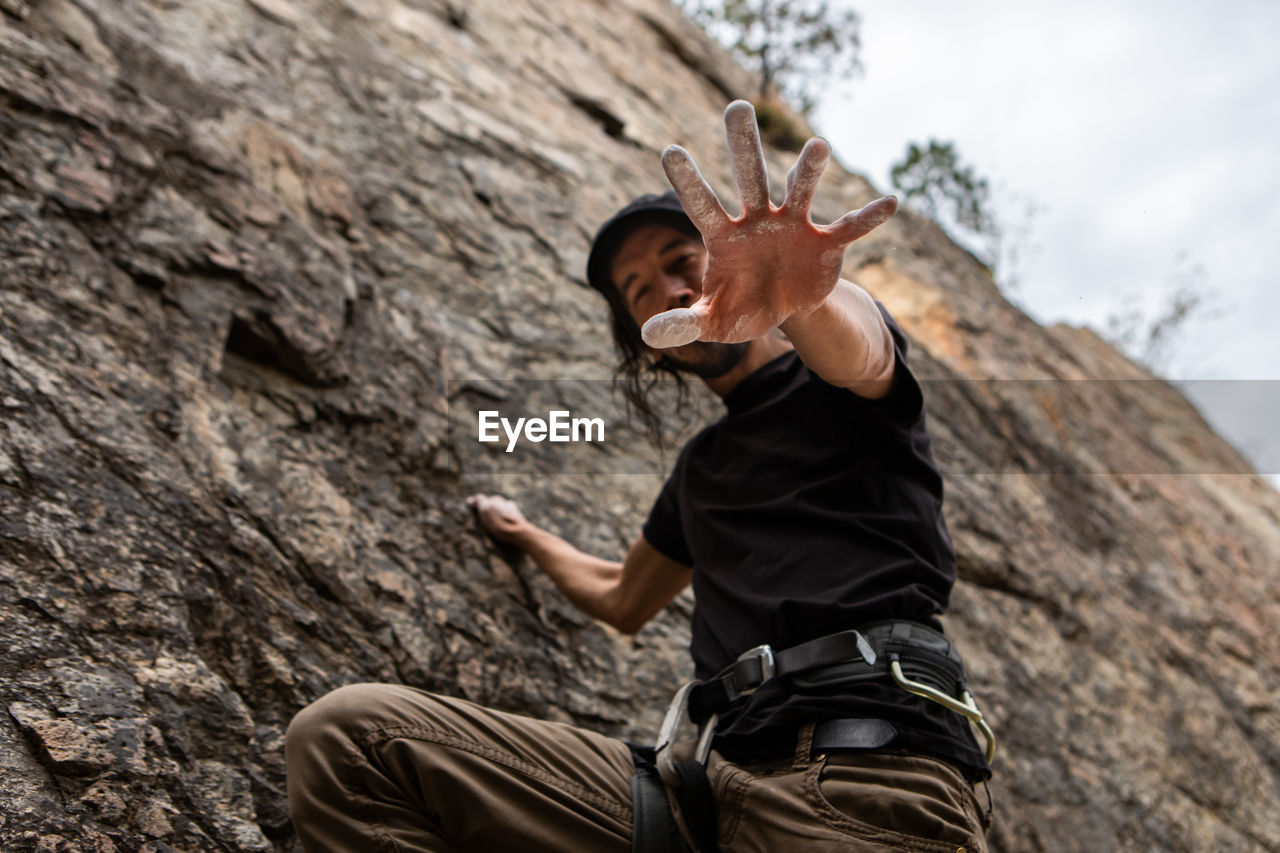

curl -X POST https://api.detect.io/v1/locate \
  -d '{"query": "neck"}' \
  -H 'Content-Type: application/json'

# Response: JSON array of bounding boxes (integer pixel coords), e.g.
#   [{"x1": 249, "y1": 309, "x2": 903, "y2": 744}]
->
[{"x1": 703, "y1": 335, "x2": 793, "y2": 398}]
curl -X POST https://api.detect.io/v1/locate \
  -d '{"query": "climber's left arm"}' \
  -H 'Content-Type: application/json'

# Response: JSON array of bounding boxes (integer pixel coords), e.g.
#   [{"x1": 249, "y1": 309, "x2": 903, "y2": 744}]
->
[
  {"x1": 777, "y1": 277, "x2": 895, "y2": 399},
  {"x1": 640, "y1": 100, "x2": 898, "y2": 399}
]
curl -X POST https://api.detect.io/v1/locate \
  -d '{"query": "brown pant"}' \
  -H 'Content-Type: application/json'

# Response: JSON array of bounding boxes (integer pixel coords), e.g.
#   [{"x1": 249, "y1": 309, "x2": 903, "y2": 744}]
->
[{"x1": 285, "y1": 683, "x2": 988, "y2": 852}]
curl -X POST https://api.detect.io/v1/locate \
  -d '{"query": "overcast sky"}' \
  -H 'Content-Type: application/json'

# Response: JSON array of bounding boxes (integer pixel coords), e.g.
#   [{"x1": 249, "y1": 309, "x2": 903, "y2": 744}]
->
[{"x1": 813, "y1": 0, "x2": 1280, "y2": 478}]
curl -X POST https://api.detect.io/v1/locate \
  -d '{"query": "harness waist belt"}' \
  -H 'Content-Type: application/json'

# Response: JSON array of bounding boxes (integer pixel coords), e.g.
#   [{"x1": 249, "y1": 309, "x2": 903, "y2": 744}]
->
[{"x1": 687, "y1": 620, "x2": 966, "y2": 724}]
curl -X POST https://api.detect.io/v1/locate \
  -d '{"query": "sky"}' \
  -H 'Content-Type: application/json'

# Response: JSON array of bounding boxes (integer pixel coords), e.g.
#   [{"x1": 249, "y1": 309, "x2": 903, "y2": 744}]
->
[{"x1": 812, "y1": 0, "x2": 1280, "y2": 480}]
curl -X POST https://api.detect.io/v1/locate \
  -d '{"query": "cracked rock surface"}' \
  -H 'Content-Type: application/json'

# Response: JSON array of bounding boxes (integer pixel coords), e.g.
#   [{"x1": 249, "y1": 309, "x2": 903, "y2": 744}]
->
[{"x1": 2, "y1": 1, "x2": 1278, "y2": 850}]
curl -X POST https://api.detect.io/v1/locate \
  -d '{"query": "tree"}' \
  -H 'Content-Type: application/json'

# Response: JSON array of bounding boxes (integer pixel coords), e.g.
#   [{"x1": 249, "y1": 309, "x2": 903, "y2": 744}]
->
[
  {"x1": 890, "y1": 139, "x2": 995, "y2": 237},
  {"x1": 890, "y1": 140, "x2": 1047, "y2": 302},
  {"x1": 1103, "y1": 252, "x2": 1225, "y2": 374},
  {"x1": 679, "y1": 0, "x2": 862, "y2": 114}
]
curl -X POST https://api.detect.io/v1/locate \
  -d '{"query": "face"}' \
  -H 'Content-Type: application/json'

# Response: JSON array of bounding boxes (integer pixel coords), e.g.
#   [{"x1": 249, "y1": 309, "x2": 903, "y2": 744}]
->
[{"x1": 610, "y1": 223, "x2": 748, "y2": 379}]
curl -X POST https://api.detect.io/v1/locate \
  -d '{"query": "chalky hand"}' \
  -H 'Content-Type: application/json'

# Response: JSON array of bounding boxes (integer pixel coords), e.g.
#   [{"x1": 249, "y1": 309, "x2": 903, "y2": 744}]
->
[
  {"x1": 643, "y1": 101, "x2": 898, "y2": 348},
  {"x1": 465, "y1": 493, "x2": 530, "y2": 546}
]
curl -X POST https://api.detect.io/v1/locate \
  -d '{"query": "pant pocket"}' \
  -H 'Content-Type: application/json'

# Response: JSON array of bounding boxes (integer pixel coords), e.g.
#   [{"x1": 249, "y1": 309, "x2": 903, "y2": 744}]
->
[{"x1": 804, "y1": 754, "x2": 981, "y2": 852}]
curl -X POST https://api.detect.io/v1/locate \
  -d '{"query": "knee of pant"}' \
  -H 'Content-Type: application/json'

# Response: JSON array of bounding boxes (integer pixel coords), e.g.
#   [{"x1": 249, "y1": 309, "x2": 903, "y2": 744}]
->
[{"x1": 286, "y1": 683, "x2": 406, "y2": 754}]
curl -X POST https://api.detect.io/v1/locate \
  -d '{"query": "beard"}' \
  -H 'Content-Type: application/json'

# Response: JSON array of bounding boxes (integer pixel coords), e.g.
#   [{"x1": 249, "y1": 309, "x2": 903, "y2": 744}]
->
[{"x1": 659, "y1": 340, "x2": 750, "y2": 379}]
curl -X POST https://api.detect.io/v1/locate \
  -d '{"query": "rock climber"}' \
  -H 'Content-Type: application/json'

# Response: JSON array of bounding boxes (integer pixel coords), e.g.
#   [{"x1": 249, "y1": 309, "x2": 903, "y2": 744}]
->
[{"x1": 286, "y1": 100, "x2": 993, "y2": 852}]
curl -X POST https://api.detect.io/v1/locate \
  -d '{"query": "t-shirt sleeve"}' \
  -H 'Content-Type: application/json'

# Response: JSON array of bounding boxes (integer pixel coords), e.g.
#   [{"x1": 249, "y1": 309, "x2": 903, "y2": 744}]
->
[
  {"x1": 641, "y1": 453, "x2": 694, "y2": 568},
  {"x1": 872, "y1": 302, "x2": 926, "y2": 423},
  {"x1": 818, "y1": 301, "x2": 924, "y2": 424}
]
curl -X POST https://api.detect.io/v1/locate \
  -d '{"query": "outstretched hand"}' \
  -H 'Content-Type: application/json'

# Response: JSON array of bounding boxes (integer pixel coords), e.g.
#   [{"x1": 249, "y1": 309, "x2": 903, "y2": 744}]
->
[{"x1": 642, "y1": 101, "x2": 898, "y2": 349}]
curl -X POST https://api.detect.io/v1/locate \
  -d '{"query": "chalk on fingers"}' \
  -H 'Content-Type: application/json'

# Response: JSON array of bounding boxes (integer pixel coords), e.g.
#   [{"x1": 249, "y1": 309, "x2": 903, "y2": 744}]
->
[
  {"x1": 723, "y1": 100, "x2": 770, "y2": 212},
  {"x1": 783, "y1": 138, "x2": 831, "y2": 214},
  {"x1": 642, "y1": 308, "x2": 702, "y2": 349},
  {"x1": 662, "y1": 146, "x2": 730, "y2": 237}
]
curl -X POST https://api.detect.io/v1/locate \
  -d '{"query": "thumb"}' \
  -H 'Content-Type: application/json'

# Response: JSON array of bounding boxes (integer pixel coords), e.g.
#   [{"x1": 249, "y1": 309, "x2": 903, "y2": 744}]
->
[{"x1": 641, "y1": 301, "x2": 710, "y2": 349}]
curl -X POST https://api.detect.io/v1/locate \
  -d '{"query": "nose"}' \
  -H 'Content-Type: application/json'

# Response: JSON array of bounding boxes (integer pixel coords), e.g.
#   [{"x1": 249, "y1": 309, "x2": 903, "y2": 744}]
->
[{"x1": 659, "y1": 273, "x2": 697, "y2": 311}]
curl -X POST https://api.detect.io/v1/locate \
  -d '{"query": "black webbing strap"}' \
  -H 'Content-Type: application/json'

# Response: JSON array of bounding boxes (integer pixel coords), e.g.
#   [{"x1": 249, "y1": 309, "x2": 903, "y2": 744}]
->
[
  {"x1": 631, "y1": 770, "x2": 690, "y2": 853},
  {"x1": 672, "y1": 760, "x2": 718, "y2": 853},
  {"x1": 630, "y1": 746, "x2": 692, "y2": 853}
]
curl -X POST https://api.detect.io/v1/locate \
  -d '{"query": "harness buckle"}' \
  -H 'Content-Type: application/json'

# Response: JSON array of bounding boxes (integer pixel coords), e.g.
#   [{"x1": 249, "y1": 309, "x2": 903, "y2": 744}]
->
[{"x1": 730, "y1": 643, "x2": 775, "y2": 698}]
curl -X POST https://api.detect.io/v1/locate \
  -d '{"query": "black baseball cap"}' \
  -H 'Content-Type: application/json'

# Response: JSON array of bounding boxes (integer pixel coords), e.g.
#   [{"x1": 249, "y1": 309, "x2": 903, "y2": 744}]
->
[{"x1": 585, "y1": 191, "x2": 699, "y2": 296}]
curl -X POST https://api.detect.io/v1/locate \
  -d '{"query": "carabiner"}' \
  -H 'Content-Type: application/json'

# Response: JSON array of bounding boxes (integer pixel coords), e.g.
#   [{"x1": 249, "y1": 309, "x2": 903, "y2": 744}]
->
[{"x1": 890, "y1": 655, "x2": 997, "y2": 764}]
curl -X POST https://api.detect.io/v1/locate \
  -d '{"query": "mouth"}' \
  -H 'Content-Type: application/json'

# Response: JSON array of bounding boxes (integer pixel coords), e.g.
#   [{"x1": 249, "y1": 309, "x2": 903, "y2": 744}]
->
[{"x1": 657, "y1": 340, "x2": 749, "y2": 379}]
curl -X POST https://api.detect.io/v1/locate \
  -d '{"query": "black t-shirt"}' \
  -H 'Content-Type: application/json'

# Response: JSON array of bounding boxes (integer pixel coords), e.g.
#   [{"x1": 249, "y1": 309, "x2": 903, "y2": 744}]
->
[{"x1": 642, "y1": 307, "x2": 990, "y2": 781}]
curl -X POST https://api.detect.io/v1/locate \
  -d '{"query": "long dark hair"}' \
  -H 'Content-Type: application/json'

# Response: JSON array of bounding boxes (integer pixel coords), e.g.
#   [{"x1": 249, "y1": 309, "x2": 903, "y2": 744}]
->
[{"x1": 593, "y1": 213, "x2": 704, "y2": 448}]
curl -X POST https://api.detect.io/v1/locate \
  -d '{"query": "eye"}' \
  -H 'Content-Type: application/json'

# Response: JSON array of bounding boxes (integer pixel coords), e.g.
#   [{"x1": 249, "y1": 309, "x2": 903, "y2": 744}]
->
[{"x1": 630, "y1": 285, "x2": 650, "y2": 306}]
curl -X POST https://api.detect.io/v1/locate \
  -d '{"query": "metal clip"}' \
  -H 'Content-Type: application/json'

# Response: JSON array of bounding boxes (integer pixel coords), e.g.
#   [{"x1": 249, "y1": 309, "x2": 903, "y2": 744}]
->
[
  {"x1": 655, "y1": 680, "x2": 696, "y2": 759},
  {"x1": 890, "y1": 655, "x2": 997, "y2": 764},
  {"x1": 855, "y1": 630, "x2": 877, "y2": 666},
  {"x1": 655, "y1": 645, "x2": 778, "y2": 783},
  {"x1": 694, "y1": 713, "x2": 718, "y2": 765},
  {"x1": 731, "y1": 643, "x2": 776, "y2": 697},
  {"x1": 655, "y1": 681, "x2": 712, "y2": 785}
]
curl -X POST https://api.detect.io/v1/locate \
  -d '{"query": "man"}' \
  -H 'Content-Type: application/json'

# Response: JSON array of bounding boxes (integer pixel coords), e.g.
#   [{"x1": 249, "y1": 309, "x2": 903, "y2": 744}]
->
[{"x1": 286, "y1": 101, "x2": 992, "y2": 852}]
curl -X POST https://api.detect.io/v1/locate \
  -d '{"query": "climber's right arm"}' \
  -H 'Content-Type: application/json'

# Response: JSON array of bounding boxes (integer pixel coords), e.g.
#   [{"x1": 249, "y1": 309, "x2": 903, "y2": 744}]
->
[
  {"x1": 524, "y1": 530, "x2": 692, "y2": 635},
  {"x1": 466, "y1": 493, "x2": 692, "y2": 635}
]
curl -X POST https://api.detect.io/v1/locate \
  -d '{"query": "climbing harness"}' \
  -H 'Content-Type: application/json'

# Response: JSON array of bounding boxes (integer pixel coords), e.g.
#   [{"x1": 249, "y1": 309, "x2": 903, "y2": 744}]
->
[{"x1": 632, "y1": 620, "x2": 996, "y2": 852}]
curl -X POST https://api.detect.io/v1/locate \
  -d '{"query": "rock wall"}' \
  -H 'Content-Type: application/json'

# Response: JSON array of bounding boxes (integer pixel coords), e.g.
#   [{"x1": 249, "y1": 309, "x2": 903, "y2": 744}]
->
[{"x1": 1, "y1": 1, "x2": 1278, "y2": 850}]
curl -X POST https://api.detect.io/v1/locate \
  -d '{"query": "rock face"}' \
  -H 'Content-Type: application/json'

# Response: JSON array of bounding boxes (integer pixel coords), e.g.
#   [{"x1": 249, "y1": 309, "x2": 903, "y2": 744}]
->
[{"x1": 1, "y1": 1, "x2": 1278, "y2": 850}]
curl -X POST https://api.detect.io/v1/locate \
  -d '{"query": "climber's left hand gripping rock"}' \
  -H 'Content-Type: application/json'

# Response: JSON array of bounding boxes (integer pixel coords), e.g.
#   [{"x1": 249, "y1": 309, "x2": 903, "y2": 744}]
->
[{"x1": 642, "y1": 100, "x2": 899, "y2": 349}]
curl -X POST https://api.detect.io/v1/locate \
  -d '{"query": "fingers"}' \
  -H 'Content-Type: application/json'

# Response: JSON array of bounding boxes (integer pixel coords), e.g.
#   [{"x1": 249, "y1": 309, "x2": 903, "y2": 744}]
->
[
  {"x1": 782, "y1": 137, "x2": 830, "y2": 216},
  {"x1": 825, "y1": 196, "x2": 899, "y2": 245},
  {"x1": 465, "y1": 493, "x2": 523, "y2": 525},
  {"x1": 662, "y1": 146, "x2": 731, "y2": 238},
  {"x1": 723, "y1": 100, "x2": 771, "y2": 213},
  {"x1": 467, "y1": 493, "x2": 531, "y2": 548},
  {"x1": 641, "y1": 304, "x2": 706, "y2": 349}
]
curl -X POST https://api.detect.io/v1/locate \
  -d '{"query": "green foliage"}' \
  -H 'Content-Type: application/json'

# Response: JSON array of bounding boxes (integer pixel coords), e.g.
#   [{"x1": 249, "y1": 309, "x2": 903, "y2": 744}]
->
[
  {"x1": 679, "y1": 0, "x2": 861, "y2": 113},
  {"x1": 890, "y1": 139, "x2": 995, "y2": 237}
]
